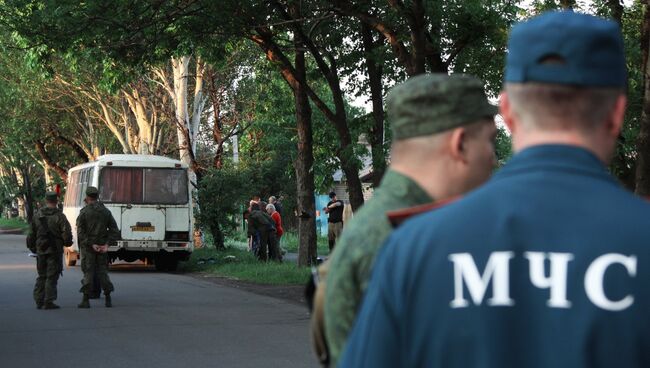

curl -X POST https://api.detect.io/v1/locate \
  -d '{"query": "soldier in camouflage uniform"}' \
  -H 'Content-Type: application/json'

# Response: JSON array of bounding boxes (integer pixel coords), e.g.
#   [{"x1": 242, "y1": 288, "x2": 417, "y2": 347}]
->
[
  {"x1": 77, "y1": 186, "x2": 120, "y2": 308},
  {"x1": 26, "y1": 191, "x2": 73, "y2": 310},
  {"x1": 316, "y1": 74, "x2": 499, "y2": 365}
]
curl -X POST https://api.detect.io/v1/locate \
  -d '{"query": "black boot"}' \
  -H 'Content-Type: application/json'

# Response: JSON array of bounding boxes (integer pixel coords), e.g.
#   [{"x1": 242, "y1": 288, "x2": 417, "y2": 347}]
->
[
  {"x1": 78, "y1": 294, "x2": 90, "y2": 309},
  {"x1": 44, "y1": 302, "x2": 60, "y2": 310},
  {"x1": 105, "y1": 293, "x2": 112, "y2": 308}
]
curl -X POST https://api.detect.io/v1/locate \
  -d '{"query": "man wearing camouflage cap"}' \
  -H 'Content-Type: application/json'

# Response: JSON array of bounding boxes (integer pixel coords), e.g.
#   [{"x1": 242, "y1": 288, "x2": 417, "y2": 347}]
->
[
  {"x1": 26, "y1": 191, "x2": 73, "y2": 309},
  {"x1": 77, "y1": 186, "x2": 120, "y2": 308},
  {"x1": 313, "y1": 73, "x2": 498, "y2": 365},
  {"x1": 340, "y1": 11, "x2": 650, "y2": 367}
]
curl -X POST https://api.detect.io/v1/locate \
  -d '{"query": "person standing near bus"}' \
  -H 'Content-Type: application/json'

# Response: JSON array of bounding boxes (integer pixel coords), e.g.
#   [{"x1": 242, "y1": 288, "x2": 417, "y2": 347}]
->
[
  {"x1": 77, "y1": 186, "x2": 120, "y2": 308},
  {"x1": 26, "y1": 191, "x2": 73, "y2": 310}
]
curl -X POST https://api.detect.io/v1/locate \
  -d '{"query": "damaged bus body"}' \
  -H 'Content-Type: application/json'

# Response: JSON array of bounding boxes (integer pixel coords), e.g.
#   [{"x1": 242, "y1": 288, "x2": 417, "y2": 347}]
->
[{"x1": 63, "y1": 155, "x2": 194, "y2": 271}]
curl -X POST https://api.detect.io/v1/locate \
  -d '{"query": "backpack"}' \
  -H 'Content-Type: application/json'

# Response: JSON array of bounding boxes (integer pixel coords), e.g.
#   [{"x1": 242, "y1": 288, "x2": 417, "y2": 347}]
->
[{"x1": 35, "y1": 216, "x2": 57, "y2": 252}]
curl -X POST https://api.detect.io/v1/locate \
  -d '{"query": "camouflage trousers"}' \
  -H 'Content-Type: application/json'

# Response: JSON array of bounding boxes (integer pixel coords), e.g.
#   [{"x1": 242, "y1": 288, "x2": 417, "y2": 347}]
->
[
  {"x1": 79, "y1": 248, "x2": 114, "y2": 295},
  {"x1": 33, "y1": 253, "x2": 63, "y2": 304}
]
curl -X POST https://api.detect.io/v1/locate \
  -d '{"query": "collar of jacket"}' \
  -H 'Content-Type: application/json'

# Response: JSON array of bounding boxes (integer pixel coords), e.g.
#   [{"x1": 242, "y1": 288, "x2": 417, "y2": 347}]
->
[
  {"x1": 376, "y1": 169, "x2": 432, "y2": 202},
  {"x1": 494, "y1": 144, "x2": 617, "y2": 185}
]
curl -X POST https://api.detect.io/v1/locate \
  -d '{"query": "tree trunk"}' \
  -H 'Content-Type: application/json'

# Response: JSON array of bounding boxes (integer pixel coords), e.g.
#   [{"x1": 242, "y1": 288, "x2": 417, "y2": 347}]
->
[
  {"x1": 21, "y1": 166, "x2": 34, "y2": 224},
  {"x1": 292, "y1": 2, "x2": 318, "y2": 266},
  {"x1": 607, "y1": 0, "x2": 624, "y2": 24},
  {"x1": 560, "y1": 0, "x2": 577, "y2": 9},
  {"x1": 635, "y1": 2, "x2": 650, "y2": 195},
  {"x1": 35, "y1": 141, "x2": 69, "y2": 182},
  {"x1": 361, "y1": 23, "x2": 387, "y2": 187}
]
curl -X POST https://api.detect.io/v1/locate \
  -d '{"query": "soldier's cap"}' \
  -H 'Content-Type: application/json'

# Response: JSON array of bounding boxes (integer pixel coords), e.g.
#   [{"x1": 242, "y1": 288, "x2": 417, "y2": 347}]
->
[
  {"x1": 45, "y1": 191, "x2": 58, "y2": 202},
  {"x1": 387, "y1": 73, "x2": 497, "y2": 141},
  {"x1": 505, "y1": 11, "x2": 626, "y2": 87},
  {"x1": 86, "y1": 186, "x2": 99, "y2": 197}
]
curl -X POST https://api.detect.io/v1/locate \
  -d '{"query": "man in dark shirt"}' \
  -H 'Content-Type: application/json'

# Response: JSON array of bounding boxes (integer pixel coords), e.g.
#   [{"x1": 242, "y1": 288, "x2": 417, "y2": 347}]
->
[{"x1": 324, "y1": 192, "x2": 344, "y2": 251}]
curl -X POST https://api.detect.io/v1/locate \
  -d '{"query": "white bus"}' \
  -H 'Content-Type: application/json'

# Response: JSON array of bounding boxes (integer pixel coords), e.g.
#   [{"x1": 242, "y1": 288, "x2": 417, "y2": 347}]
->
[{"x1": 63, "y1": 154, "x2": 194, "y2": 271}]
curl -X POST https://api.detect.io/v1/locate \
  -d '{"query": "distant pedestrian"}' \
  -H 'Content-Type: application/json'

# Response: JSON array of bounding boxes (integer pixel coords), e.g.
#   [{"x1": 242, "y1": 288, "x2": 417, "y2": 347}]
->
[
  {"x1": 266, "y1": 204, "x2": 283, "y2": 261},
  {"x1": 324, "y1": 192, "x2": 344, "y2": 251},
  {"x1": 266, "y1": 204, "x2": 284, "y2": 239},
  {"x1": 77, "y1": 186, "x2": 120, "y2": 308},
  {"x1": 269, "y1": 196, "x2": 283, "y2": 217},
  {"x1": 26, "y1": 191, "x2": 73, "y2": 310}
]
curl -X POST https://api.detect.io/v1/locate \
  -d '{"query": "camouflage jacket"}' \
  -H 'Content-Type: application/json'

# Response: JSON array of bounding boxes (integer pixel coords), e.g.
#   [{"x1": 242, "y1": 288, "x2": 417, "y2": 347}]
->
[
  {"x1": 76, "y1": 201, "x2": 120, "y2": 251},
  {"x1": 323, "y1": 170, "x2": 432, "y2": 364},
  {"x1": 26, "y1": 207, "x2": 73, "y2": 255}
]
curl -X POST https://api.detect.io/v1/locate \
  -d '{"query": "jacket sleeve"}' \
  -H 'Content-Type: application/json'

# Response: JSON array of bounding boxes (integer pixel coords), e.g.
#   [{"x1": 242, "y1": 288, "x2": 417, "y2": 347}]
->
[
  {"x1": 26, "y1": 221, "x2": 37, "y2": 253},
  {"x1": 106, "y1": 210, "x2": 121, "y2": 244},
  {"x1": 247, "y1": 215, "x2": 256, "y2": 236},
  {"x1": 76, "y1": 211, "x2": 88, "y2": 249},
  {"x1": 60, "y1": 214, "x2": 73, "y2": 247}
]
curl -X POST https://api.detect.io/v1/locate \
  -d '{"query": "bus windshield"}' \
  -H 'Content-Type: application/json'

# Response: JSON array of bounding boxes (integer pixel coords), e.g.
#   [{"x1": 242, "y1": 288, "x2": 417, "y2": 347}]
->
[{"x1": 99, "y1": 167, "x2": 189, "y2": 205}]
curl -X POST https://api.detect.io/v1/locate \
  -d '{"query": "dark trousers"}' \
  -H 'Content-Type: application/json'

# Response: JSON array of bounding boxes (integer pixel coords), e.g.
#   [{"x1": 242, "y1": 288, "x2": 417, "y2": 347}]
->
[
  {"x1": 34, "y1": 253, "x2": 62, "y2": 304},
  {"x1": 79, "y1": 248, "x2": 114, "y2": 295},
  {"x1": 255, "y1": 231, "x2": 282, "y2": 261},
  {"x1": 255, "y1": 232, "x2": 269, "y2": 261},
  {"x1": 267, "y1": 232, "x2": 282, "y2": 261}
]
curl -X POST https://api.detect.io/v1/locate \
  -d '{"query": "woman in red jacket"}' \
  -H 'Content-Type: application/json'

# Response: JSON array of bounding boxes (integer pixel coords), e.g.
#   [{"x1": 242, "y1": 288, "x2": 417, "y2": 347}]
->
[{"x1": 266, "y1": 203, "x2": 283, "y2": 239}]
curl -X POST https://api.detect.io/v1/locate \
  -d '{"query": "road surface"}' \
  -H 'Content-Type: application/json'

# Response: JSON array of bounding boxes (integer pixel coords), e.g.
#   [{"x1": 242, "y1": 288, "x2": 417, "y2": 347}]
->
[{"x1": 0, "y1": 234, "x2": 314, "y2": 368}]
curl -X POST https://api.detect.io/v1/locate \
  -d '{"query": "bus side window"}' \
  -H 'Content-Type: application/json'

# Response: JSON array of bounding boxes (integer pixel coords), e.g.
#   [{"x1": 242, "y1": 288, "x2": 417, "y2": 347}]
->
[{"x1": 66, "y1": 171, "x2": 80, "y2": 208}]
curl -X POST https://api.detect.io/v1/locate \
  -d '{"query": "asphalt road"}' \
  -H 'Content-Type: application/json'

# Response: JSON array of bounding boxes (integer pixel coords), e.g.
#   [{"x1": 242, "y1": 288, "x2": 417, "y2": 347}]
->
[{"x1": 0, "y1": 234, "x2": 315, "y2": 368}]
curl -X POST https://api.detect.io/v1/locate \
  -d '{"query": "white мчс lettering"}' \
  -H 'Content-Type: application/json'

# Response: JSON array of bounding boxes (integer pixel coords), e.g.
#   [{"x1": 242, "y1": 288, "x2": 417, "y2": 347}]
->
[
  {"x1": 449, "y1": 251, "x2": 637, "y2": 311},
  {"x1": 449, "y1": 252, "x2": 515, "y2": 308},
  {"x1": 584, "y1": 253, "x2": 637, "y2": 311},
  {"x1": 525, "y1": 252, "x2": 574, "y2": 308}
]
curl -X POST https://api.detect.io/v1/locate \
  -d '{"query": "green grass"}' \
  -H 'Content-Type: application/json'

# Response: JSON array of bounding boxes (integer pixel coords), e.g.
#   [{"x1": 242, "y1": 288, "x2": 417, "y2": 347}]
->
[
  {"x1": 281, "y1": 231, "x2": 331, "y2": 256},
  {"x1": 180, "y1": 244, "x2": 311, "y2": 285},
  {"x1": 0, "y1": 218, "x2": 29, "y2": 232}
]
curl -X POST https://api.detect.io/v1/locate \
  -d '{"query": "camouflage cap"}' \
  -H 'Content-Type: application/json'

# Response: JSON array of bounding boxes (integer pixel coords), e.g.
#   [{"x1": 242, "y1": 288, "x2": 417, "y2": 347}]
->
[
  {"x1": 86, "y1": 186, "x2": 99, "y2": 197},
  {"x1": 45, "y1": 191, "x2": 58, "y2": 202},
  {"x1": 387, "y1": 73, "x2": 498, "y2": 141}
]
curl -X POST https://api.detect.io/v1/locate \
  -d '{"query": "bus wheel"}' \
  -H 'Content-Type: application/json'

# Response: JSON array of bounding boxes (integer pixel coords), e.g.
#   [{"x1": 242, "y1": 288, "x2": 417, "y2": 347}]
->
[{"x1": 65, "y1": 249, "x2": 77, "y2": 267}]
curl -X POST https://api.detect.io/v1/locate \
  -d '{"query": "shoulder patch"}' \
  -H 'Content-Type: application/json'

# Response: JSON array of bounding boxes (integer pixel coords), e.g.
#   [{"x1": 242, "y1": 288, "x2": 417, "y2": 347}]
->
[{"x1": 386, "y1": 196, "x2": 460, "y2": 228}]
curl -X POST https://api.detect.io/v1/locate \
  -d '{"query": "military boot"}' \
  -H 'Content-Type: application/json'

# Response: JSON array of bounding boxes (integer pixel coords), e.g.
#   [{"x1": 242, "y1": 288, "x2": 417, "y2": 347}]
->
[
  {"x1": 43, "y1": 302, "x2": 60, "y2": 310},
  {"x1": 78, "y1": 295, "x2": 90, "y2": 309},
  {"x1": 105, "y1": 293, "x2": 112, "y2": 308}
]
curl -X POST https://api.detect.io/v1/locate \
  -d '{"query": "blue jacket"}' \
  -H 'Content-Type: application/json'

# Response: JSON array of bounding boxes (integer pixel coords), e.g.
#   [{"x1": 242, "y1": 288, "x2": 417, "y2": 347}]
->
[{"x1": 340, "y1": 145, "x2": 650, "y2": 368}]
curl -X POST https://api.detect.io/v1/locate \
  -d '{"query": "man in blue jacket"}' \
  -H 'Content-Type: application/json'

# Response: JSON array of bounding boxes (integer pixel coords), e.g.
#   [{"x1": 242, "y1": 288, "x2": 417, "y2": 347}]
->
[{"x1": 340, "y1": 11, "x2": 650, "y2": 368}]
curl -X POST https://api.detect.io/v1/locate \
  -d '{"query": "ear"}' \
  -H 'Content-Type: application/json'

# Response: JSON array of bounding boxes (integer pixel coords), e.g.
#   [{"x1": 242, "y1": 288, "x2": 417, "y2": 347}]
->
[
  {"x1": 499, "y1": 91, "x2": 516, "y2": 134},
  {"x1": 449, "y1": 127, "x2": 469, "y2": 163},
  {"x1": 606, "y1": 94, "x2": 626, "y2": 137}
]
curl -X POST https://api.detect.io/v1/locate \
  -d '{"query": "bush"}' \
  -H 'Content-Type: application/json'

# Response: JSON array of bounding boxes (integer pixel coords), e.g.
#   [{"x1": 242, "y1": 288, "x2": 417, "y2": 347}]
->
[
  {"x1": 197, "y1": 165, "x2": 251, "y2": 248},
  {"x1": 197, "y1": 158, "x2": 297, "y2": 248}
]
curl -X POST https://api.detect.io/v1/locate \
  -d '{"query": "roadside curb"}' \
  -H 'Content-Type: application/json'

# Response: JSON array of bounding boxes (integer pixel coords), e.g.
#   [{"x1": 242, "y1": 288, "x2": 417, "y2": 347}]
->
[
  {"x1": 0, "y1": 228, "x2": 25, "y2": 235},
  {"x1": 188, "y1": 272, "x2": 308, "y2": 306}
]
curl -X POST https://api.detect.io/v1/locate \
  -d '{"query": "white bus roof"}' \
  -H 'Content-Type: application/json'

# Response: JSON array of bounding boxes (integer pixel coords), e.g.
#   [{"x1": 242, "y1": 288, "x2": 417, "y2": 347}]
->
[{"x1": 68, "y1": 154, "x2": 187, "y2": 173}]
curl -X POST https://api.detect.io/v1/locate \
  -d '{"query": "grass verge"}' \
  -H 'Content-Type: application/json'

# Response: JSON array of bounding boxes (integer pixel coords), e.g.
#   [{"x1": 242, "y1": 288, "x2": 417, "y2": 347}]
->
[
  {"x1": 0, "y1": 218, "x2": 29, "y2": 232},
  {"x1": 180, "y1": 245, "x2": 311, "y2": 285},
  {"x1": 281, "y1": 232, "x2": 330, "y2": 256}
]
